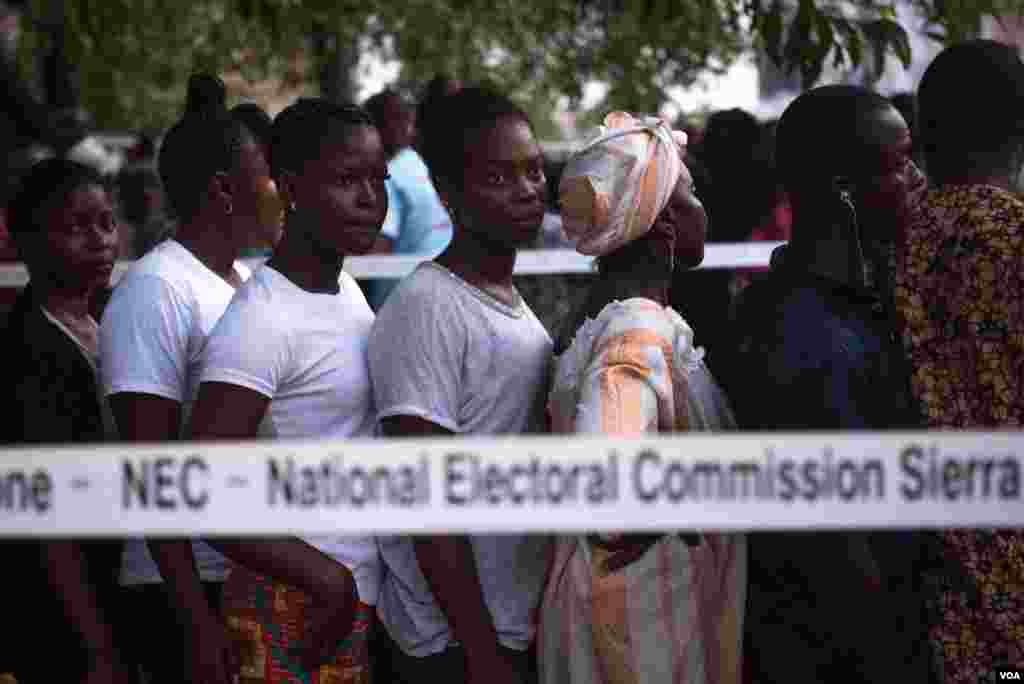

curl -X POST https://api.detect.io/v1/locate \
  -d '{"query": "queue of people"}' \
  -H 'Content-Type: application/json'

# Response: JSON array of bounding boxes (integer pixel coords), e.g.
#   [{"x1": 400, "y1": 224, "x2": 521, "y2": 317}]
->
[{"x1": 1, "y1": 37, "x2": 1024, "y2": 684}]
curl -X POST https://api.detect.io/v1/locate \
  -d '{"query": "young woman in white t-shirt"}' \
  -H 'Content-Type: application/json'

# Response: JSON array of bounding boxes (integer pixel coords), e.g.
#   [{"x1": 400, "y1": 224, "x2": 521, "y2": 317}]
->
[
  {"x1": 187, "y1": 99, "x2": 390, "y2": 684},
  {"x1": 100, "y1": 74, "x2": 282, "y2": 684}
]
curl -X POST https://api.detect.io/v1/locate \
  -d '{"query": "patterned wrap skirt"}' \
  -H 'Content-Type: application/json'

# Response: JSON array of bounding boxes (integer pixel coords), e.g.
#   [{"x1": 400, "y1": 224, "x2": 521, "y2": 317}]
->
[{"x1": 222, "y1": 565, "x2": 373, "y2": 684}]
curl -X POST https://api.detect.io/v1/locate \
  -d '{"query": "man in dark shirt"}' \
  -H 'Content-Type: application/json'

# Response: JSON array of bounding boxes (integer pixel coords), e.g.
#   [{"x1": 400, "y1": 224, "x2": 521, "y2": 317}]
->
[{"x1": 726, "y1": 85, "x2": 933, "y2": 684}]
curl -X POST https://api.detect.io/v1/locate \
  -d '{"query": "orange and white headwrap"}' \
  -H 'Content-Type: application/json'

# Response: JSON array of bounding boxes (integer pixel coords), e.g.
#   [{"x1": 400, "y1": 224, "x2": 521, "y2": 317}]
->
[{"x1": 559, "y1": 111, "x2": 688, "y2": 257}]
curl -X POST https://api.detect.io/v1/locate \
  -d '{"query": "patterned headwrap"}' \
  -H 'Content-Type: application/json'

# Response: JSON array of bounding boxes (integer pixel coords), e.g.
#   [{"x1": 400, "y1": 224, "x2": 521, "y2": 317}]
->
[{"x1": 559, "y1": 111, "x2": 688, "y2": 257}]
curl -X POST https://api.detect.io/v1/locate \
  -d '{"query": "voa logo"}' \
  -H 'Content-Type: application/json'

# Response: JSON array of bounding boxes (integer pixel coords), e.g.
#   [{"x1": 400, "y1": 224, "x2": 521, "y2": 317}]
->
[{"x1": 1000, "y1": 672, "x2": 1021, "y2": 680}]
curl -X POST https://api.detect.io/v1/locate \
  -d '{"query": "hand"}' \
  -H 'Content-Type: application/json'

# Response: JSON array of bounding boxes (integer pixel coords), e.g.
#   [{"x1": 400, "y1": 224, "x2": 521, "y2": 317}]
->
[
  {"x1": 301, "y1": 570, "x2": 358, "y2": 672},
  {"x1": 185, "y1": 613, "x2": 240, "y2": 684}
]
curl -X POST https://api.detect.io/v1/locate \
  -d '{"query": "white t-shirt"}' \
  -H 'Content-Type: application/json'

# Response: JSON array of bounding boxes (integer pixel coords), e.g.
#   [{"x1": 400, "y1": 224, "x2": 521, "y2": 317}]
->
[
  {"x1": 99, "y1": 239, "x2": 250, "y2": 585},
  {"x1": 198, "y1": 266, "x2": 381, "y2": 604},
  {"x1": 368, "y1": 261, "x2": 553, "y2": 656}
]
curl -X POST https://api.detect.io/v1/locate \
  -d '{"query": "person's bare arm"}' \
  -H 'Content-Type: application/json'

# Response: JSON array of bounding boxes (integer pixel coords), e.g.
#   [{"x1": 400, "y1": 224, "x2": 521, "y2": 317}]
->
[
  {"x1": 110, "y1": 391, "x2": 236, "y2": 684},
  {"x1": 383, "y1": 415, "x2": 515, "y2": 682},
  {"x1": 40, "y1": 541, "x2": 130, "y2": 681},
  {"x1": 190, "y1": 382, "x2": 356, "y2": 593},
  {"x1": 191, "y1": 381, "x2": 359, "y2": 670}
]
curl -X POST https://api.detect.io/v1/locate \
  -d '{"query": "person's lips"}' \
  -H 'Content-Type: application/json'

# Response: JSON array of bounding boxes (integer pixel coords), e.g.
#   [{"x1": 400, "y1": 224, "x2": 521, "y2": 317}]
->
[{"x1": 509, "y1": 207, "x2": 544, "y2": 226}]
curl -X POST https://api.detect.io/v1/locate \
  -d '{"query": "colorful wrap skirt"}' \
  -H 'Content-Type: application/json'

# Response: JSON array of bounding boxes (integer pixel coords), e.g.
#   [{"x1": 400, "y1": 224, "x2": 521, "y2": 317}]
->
[{"x1": 222, "y1": 565, "x2": 373, "y2": 684}]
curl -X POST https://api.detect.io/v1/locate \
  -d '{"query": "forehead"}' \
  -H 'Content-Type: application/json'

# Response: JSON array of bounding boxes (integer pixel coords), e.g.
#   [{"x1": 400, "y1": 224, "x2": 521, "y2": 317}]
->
[
  {"x1": 310, "y1": 125, "x2": 384, "y2": 170},
  {"x1": 50, "y1": 183, "x2": 109, "y2": 212},
  {"x1": 467, "y1": 117, "x2": 540, "y2": 164},
  {"x1": 856, "y1": 106, "x2": 910, "y2": 149}
]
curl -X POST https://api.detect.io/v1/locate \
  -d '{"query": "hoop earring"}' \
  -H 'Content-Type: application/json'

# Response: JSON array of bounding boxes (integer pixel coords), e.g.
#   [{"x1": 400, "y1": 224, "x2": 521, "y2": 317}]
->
[{"x1": 224, "y1": 201, "x2": 233, "y2": 217}]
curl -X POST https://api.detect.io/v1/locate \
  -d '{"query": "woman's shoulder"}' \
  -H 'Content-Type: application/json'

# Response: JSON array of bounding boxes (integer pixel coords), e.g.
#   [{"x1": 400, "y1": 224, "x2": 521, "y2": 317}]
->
[{"x1": 553, "y1": 298, "x2": 702, "y2": 390}]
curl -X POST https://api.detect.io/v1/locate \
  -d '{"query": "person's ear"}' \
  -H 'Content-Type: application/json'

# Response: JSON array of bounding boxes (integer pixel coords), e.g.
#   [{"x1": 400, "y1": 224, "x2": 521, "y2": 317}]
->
[
  {"x1": 434, "y1": 176, "x2": 458, "y2": 218},
  {"x1": 275, "y1": 170, "x2": 299, "y2": 214}
]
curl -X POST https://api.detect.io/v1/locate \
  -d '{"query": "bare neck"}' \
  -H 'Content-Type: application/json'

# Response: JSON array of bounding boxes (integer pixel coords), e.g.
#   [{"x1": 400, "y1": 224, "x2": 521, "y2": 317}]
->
[
  {"x1": 175, "y1": 217, "x2": 241, "y2": 284},
  {"x1": 32, "y1": 277, "x2": 95, "y2": 320},
  {"x1": 436, "y1": 229, "x2": 517, "y2": 288},
  {"x1": 266, "y1": 217, "x2": 345, "y2": 294}
]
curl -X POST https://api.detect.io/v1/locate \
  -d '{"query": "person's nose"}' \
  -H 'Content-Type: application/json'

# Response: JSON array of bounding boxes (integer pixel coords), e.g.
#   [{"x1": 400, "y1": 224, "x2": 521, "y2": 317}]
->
[
  {"x1": 87, "y1": 218, "x2": 118, "y2": 251},
  {"x1": 357, "y1": 177, "x2": 386, "y2": 212},
  {"x1": 514, "y1": 172, "x2": 543, "y2": 203}
]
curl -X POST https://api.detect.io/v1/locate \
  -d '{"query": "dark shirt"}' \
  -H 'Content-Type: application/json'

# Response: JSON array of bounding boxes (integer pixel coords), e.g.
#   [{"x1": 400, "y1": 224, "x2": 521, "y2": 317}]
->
[
  {"x1": 726, "y1": 249, "x2": 933, "y2": 684},
  {"x1": 0, "y1": 285, "x2": 121, "y2": 680},
  {"x1": 0, "y1": 286, "x2": 108, "y2": 444},
  {"x1": 728, "y1": 260, "x2": 918, "y2": 431}
]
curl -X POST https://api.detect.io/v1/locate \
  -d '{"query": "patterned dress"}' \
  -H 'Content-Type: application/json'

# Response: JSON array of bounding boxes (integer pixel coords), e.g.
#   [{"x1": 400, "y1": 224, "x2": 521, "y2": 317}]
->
[
  {"x1": 540, "y1": 299, "x2": 745, "y2": 684},
  {"x1": 894, "y1": 184, "x2": 1024, "y2": 682}
]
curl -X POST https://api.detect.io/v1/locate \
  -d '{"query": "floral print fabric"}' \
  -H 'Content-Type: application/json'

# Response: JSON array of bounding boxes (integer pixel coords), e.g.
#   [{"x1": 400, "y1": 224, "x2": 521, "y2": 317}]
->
[{"x1": 894, "y1": 184, "x2": 1024, "y2": 682}]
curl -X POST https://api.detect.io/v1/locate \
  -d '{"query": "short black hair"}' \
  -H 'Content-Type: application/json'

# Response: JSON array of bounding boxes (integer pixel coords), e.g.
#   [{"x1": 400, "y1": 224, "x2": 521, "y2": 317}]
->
[
  {"x1": 230, "y1": 102, "x2": 273, "y2": 150},
  {"x1": 7, "y1": 158, "x2": 104, "y2": 250},
  {"x1": 918, "y1": 39, "x2": 1024, "y2": 184},
  {"x1": 418, "y1": 85, "x2": 531, "y2": 189},
  {"x1": 775, "y1": 84, "x2": 893, "y2": 198},
  {"x1": 269, "y1": 98, "x2": 375, "y2": 180},
  {"x1": 157, "y1": 74, "x2": 252, "y2": 223}
]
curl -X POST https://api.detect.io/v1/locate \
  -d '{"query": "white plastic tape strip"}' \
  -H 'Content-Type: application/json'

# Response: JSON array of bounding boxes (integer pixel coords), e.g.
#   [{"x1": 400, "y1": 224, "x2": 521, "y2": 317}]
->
[
  {"x1": 0, "y1": 243, "x2": 784, "y2": 289},
  {"x1": 0, "y1": 431, "x2": 1020, "y2": 537}
]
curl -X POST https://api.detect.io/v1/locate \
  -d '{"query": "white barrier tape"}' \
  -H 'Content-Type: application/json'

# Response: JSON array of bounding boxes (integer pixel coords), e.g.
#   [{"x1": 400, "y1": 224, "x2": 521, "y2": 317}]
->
[
  {"x1": 0, "y1": 431, "x2": 1021, "y2": 537},
  {"x1": 0, "y1": 243, "x2": 784, "y2": 289}
]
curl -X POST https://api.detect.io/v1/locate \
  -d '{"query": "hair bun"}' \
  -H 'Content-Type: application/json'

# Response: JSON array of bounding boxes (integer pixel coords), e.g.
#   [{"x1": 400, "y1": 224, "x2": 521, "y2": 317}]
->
[{"x1": 184, "y1": 74, "x2": 227, "y2": 117}]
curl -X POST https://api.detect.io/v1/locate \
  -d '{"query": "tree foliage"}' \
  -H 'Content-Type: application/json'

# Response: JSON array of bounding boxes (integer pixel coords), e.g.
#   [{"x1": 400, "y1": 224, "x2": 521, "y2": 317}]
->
[{"x1": 16, "y1": 0, "x2": 1024, "y2": 131}]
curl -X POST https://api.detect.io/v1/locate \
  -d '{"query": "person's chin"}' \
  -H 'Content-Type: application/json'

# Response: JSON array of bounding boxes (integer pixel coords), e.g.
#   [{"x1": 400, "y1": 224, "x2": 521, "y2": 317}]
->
[
  {"x1": 347, "y1": 229, "x2": 381, "y2": 255},
  {"x1": 78, "y1": 262, "x2": 114, "y2": 290},
  {"x1": 676, "y1": 248, "x2": 705, "y2": 271},
  {"x1": 507, "y1": 222, "x2": 542, "y2": 249}
]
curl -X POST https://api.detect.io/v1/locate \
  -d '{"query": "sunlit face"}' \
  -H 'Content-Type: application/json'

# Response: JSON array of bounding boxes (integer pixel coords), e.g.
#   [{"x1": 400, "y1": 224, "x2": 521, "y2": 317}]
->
[
  {"x1": 39, "y1": 184, "x2": 118, "y2": 291},
  {"x1": 288, "y1": 124, "x2": 389, "y2": 257},
  {"x1": 456, "y1": 116, "x2": 547, "y2": 251}
]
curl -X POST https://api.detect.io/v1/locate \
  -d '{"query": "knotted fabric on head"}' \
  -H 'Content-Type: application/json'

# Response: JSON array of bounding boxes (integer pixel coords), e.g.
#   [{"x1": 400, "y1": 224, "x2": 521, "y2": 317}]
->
[{"x1": 559, "y1": 111, "x2": 688, "y2": 257}]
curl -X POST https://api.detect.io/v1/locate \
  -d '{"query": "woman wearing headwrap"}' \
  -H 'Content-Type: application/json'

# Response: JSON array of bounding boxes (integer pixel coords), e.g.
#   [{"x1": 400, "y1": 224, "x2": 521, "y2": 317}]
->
[{"x1": 539, "y1": 112, "x2": 746, "y2": 684}]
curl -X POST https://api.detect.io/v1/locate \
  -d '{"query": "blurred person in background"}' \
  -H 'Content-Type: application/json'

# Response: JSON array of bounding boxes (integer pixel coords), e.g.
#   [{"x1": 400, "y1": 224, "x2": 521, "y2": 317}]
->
[
  {"x1": 0, "y1": 159, "x2": 129, "y2": 683},
  {"x1": 115, "y1": 131, "x2": 173, "y2": 259},
  {"x1": 670, "y1": 108, "x2": 768, "y2": 376},
  {"x1": 415, "y1": 73, "x2": 463, "y2": 152},
  {"x1": 362, "y1": 89, "x2": 452, "y2": 310}
]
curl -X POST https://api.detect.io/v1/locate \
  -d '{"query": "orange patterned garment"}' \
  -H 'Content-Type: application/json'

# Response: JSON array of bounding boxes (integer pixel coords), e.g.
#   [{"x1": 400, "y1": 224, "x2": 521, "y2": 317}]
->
[
  {"x1": 222, "y1": 565, "x2": 373, "y2": 684},
  {"x1": 541, "y1": 299, "x2": 744, "y2": 684},
  {"x1": 894, "y1": 183, "x2": 1024, "y2": 681}
]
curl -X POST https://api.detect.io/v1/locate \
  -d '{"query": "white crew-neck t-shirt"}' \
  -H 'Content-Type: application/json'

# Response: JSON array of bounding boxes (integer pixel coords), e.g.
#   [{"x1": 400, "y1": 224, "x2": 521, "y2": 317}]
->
[
  {"x1": 368, "y1": 261, "x2": 553, "y2": 656},
  {"x1": 99, "y1": 239, "x2": 250, "y2": 585},
  {"x1": 198, "y1": 265, "x2": 381, "y2": 604}
]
